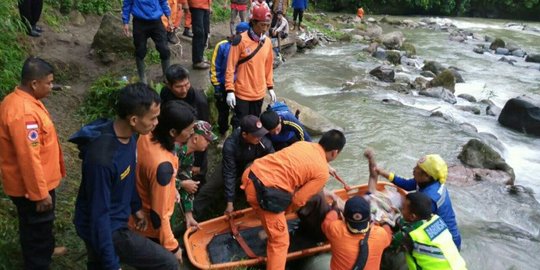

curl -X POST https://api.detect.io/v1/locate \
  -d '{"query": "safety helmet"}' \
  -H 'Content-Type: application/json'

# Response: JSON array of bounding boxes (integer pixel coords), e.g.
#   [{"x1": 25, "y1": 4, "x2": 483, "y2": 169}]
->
[{"x1": 251, "y1": 4, "x2": 272, "y2": 21}]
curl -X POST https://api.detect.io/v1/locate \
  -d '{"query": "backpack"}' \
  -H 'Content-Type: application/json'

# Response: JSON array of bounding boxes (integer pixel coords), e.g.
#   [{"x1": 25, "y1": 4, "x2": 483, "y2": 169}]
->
[{"x1": 266, "y1": 101, "x2": 301, "y2": 120}]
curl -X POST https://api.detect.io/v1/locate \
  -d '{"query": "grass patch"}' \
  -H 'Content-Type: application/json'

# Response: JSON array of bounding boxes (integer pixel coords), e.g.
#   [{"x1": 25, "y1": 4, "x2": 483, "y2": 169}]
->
[
  {"x1": 211, "y1": 0, "x2": 231, "y2": 23},
  {"x1": 77, "y1": 73, "x2": 126, "y2": 124}
]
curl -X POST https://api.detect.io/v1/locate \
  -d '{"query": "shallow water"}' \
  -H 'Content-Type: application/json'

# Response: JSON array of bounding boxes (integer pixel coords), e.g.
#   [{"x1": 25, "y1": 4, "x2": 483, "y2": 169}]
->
[{"x1": 275, "y1": 16, "x2": 540, "y2": 270}]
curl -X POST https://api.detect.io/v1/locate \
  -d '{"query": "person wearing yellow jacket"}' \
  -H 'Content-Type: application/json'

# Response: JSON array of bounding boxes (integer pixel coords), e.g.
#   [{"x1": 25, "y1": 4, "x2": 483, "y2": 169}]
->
[
  {"x1": 395, "y1": 192, "x2": 467, "y2": 270},
  {"x1": 0, "y1": 57, "x2": 66, "y2": 269}
]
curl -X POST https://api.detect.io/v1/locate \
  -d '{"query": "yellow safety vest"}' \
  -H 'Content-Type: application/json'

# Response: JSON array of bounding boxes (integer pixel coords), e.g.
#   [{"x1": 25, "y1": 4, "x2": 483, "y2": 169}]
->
[{"x1": 406, "y1": 215, "x2": 467, "y2": 270}]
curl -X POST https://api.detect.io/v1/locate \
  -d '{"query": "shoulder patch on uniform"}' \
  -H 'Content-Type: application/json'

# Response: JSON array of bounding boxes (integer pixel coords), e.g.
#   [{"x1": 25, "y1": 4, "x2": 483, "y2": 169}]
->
[
  {"x1": 156, "y1": 162, "x2": 174, "y2": 186},
  {"x1": 424, "y1": 217, "x2": 447, "y2": 241},
  {"x1": 150, "y1": 209, "x2": 161, "y2": 229},
  {"x1": 231, "y1": 34, "x2": 242, "y2": 46}
]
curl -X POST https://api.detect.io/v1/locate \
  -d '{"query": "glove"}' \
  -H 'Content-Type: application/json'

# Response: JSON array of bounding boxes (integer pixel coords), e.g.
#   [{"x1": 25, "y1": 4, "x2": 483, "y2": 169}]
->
[
  {"x1": 268, "y1": 89, "x2": 277, "y2": 103},
  {"x1": 226, "y1": 92, "x2": 236, "y2": 108}
]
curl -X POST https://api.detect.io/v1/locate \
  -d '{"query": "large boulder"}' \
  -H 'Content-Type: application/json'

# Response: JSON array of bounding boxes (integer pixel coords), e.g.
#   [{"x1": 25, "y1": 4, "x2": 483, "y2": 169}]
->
[
  {"x1": 400, "y1": 42, "x2": 416, "y2": 57},
  {"x1": 457, "y1": 139, "x2": 515, "y2": 184},
  {"x1": 265, "y1": 98, "x2": 342, "y2": 136},
  {"x1": 525, "y1": 54, "x2": 540, "y2": 63},
  {"x1": 422, "y1": 61, "x2": 445, "y2": 75},
  {"x1": 365, "y1": 24, "x2": 383, "y2": 39},
  {"x1": 369, "y1": 65, "x2": 395, "y2": 82},
  {"x1": 447, "y1": 165, "x2": 513, "y2": 187},
  {"x1": 498, "y1": 96, "x2": 540, "y2": 136},
  {"x1": 386, "y1": 50, "x2": 401, "y2": 65},
  {"x1": 458, "y1": 93, "x2": 477, "y2": 103},
  {"x1": 489, "y1": 38, "x2": 506, "y2": 50},
  {"x1": 419, "y1": 87, "x2": 457, "y2": 104},
  {"x1": 428, "y1": 69, "x2": 456, "y2": 92},
  {"x1": 495, "y1": 48, "x2": 510, "y2": 55},
  {"x1": 381, "y1": 31, "x2": 404, "y2": 50},
  {"x1": 512, "y1": 49, "x2": 526, "y2": 57},
  {"x1": 413, "y1": 76, "x2": 430, "y2": 90},
  {"x1": 91, "y1": 13, "x2": 135, "y2": 58}
]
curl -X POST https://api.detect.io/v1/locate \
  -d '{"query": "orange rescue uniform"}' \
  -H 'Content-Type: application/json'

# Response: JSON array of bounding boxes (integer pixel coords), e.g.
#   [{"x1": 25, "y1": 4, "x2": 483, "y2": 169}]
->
[
  {"x1": 0, "y1": 88, "x2": 65, "y2": 200},
  {"x1": 241, "y1": 141, "x2": 329, "y2": 269},
  {"x1": 128, "y1": 134, "x2": 180, "y2": 252},
  {"x1": 322, "y1": 210, "x2": 392, "y2": 270},
  {"x1": 225, "y1": 31, "x2": 274, "y2": 101},
  {"x1": 162, "y1": 0, "x2": 192, "y2": 30},
  {"x1": 188, "y1": 0, "x2": 212, "y2": 9}
]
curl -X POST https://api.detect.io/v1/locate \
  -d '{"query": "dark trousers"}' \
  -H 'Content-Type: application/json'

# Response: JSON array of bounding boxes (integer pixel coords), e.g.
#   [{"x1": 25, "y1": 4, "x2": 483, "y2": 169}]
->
[
  {"x1": 190, "y1": 8, "x2": 210, "y2": 64},
  {"x1": 10, "y1": 190, "x2": 56, "y2": 270},
  {"x1": 85, "y1": 229, "x2": 178, "y2": 270},
  {"x1": 132, "y1": 18, "x2": 171, "y2": 61},
  {"x1": 293, "y1": 8, "x2": 304, "y2": 24},
  {"x1": 214, "y1": 88, "x2": 231, "y2": 135},
  {"x1": 231, "y1": 98, "x2": 264, "y2": 129},
  {"x1": 18, "y1": 0, "x2": 43, "y2": 30}
]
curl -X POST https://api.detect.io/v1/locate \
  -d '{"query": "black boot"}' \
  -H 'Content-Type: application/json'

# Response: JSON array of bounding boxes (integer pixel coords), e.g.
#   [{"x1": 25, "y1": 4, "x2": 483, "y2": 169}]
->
[
  {"x1": 136, "y1": 57, "x2": 147, "y2": 84},
  {"x1": 161, "y1": 58, "x2": 170, "y2": 79}
]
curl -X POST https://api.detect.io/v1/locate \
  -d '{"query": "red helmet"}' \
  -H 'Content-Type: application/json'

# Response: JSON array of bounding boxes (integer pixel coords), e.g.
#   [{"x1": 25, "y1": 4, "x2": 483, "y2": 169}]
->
[{"x1": 251, "y1": 4, "x2": 271, "y2": 21}]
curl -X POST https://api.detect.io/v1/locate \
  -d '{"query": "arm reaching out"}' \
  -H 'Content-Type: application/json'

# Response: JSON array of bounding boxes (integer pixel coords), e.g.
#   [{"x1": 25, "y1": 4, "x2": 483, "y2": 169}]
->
[{"x1": 364, "y1": 148, "x2": 378, "y2": 194}]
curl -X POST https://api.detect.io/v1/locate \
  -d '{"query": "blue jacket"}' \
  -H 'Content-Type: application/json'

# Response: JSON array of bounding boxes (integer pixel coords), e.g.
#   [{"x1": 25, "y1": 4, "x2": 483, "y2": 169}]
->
[
  {"x1": 210, "y1": 39, "x2": 231, "y2": 89},
  {"x1": 122, "y1": 0, "x2": 171, "y2": 24},
  {"x1": 392, "y1": 176, "x2": 462, "y2": 249},
  {"x1": 267, "y1": 111, "x2": 311, "y2": 150},
  {"x1": 70, "y1": 119, "x2": 142, "y2": 269},
  {"x1": 291, "y1": 0, "x2": 308, "y2": 10}
]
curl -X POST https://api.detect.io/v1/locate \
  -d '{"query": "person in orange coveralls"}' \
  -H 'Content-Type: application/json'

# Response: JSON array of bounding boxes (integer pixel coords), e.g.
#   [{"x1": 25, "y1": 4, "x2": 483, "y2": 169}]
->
[
  {"x1": 129, "y1": 100, "x2": 196, "y2": 265},
  {"x1": 241, "y1": 129, "x2": 346, "y2": 269},
  {"x1": 0, "y1": 56, "x2": 66, "y2": 269}
]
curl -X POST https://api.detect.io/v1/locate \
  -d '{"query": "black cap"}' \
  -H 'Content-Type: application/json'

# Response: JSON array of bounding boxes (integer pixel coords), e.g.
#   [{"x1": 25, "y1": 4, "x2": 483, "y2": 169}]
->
[
  {"x1": 240, "y1": 115, "x2": 268, "y2": 138},
  {"x1": 344, "y1": 196, "x2": 371, "y2": 233}
]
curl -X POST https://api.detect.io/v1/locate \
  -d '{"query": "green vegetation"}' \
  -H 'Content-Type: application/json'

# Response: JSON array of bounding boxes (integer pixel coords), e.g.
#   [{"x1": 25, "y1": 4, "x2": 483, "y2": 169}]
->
[
  {"x1": 211, "y1": 0, "x2": 232, "y2": 22},
  {"x1": 45, "y1": 0, "x2": 122, "y2": 15},
  {"x1": 78, "y1": 73, "x2": 125, "y2": 123}
]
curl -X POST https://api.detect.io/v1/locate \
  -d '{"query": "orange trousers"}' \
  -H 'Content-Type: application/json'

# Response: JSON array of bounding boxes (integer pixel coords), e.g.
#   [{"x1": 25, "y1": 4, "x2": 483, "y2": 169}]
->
[
  {"x1": 162, "y1": 0, "x2": 192, "y2": 30},
  {"x1": 242, "y1": 171, "x2": 289, "y2": 270}
]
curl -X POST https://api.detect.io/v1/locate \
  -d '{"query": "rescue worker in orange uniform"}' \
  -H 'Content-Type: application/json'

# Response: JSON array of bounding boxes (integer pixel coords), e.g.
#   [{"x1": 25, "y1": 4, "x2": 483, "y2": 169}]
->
[
  {"x1": 357, "y1": 7, "x2": 365, "y2": 19},
  {"x1": 241, "y1": 129, "x2": 346, "y2": 269},
  {"x1": 225, "y1": 3, "x2": 276, "y2": 128},
  {"x1": 322, "y1": 195, "x2": 392, "y2": 270},
  {"x1": 162, "y1": 0, "x2": 192, "y2": 43},
  {"x1": 0, "y1": 57, "x2": 66, "y2": 269},
  {"x1": 129, "y1": 100, "x2": 197, "y2": 265},
  {"x1": 178, "y1": 0, "x2": 193, "y2": 37}
]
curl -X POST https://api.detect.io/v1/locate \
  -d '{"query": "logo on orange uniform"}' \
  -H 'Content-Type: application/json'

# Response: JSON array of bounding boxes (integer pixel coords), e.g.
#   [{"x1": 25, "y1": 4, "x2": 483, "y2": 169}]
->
[{"x1": 26, "y1": 121, "x2": 39, "y2": 144}]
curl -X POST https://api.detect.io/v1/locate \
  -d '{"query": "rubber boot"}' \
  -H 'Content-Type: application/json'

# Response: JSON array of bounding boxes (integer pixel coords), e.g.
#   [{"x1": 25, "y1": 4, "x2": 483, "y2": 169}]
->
[{"x1": 136, "y1": 57, "x2": 147, "y2": 84}]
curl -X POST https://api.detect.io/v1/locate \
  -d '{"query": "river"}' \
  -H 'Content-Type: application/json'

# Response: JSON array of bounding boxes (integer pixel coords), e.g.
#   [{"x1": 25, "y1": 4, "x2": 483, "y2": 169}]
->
[{"x1": 274, "y1": 16, "x2": 540, "y2": 270}]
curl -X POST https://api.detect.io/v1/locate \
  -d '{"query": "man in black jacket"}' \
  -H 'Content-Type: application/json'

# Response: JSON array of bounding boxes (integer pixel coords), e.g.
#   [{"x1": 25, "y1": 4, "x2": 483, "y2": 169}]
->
[
  {"x1": 194, "y1": 115, "x2": 274, "y2": 216},
  {"x1": 161, "y1": 64, "x2": 210, "y2": 185}
]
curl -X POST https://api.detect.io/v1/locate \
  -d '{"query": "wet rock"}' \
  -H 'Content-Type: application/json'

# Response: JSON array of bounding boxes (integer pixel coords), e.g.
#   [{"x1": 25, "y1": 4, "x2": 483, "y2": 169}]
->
[
  {"x1": 365, "y1": 42, "x2": 379, "y2": 55},
  {"x1": 473, "y1": 47, "x2": 486, "y2": 54},
  {"x1": 386, "y1": 50, "x2": 401, "y2": 65},
  {"x1": 512, "y1": 49, "x2": 526, "y2": 58},
  {"x1": 365, "y1": 24, "x2": 383, "y2": 39},
  {"x1": 456, "y1": 105, "x2": 481, "y2": 115},
  {"x1": 338, "y1": 32, "x2": 352, "y2": 42},
  {"x1": 371, "y1": 47, "x2": 387, "y2": 60},
  {"x1": 92, "y1": 13, "x2": 135, "y2": 55},
  {"x1": 498, "y1": 96, "x2": 540, "y2": 136},
  {"x1": 381, "y1": 31, "x2": 404, "y2": 50},
  {"x1": 458, "y1": 94, "x2": 477, "y2": 103},
  {"x1": 428, "y1": 69, "x2": 456, "y2": 92},
  {"x1": 447, "y1": 68, "x2": 465, "y2": 83},
  {"x1": 460, "y1": 122, "x2": 478, "y2": 133},
  {"x1": 69, "y1": 10, "x2": 85, "y2": 26},
  {"x1": 495, "y1": 48, "x2": 510, "y2": 55},
  {"x1": 486, "y1": 104, "x2": 502, "y2": 116},
  {"x1": 413, "y1": 76, "x2": 429, "y2": 90},
  {"x1": 402, "y1": 19, "x2": 419, "y2": 28},
  {"x1": 489, "y1": 38, "x2": 506, "y2": 50},
  {"x1": 447, "y1": 165, "x2": 513, "y2": 187},
  {"x1": 369, "y1": 65, "x2": 395, "y2": 82},
  {"x1": 485, "y1": 35, "x2": 495, "y2": 43},
  {"x1": 389, "y1": 83, "x2": 411, "y2": 94},
  {"x1": 394, "y1": 73, "x2": 410, "y2": 84},
  {"x1": 430, "y1": 111, "x2": 452, "y2": 121},
  {"x1": 351, "y1": 35, "x2": 364, "y2": 42},
  {"x1": 419, "y1": 87, "x2": 457, "y2": 104},
  {"x1": 449, "y1": 33, "x2": 466, "y2": 42},
  {"x1": 457, "y1": 139, "x2": 515, "y2": 184},
  {"x1": 472, "y1": 33, "x2": 483, "y2": 40},
  {"x1": 367, "y1": 17, "x2": 377, "y2": 23},
  {"x1": 400, "y1": 56, "x2": 422, "y2": 69},
  {"x1": 525, "y1": 54, "x2": 540, "y2": 63},
  {"x1": 275, "y1": 98, "x2": 341, "y2": 136},
  {"x1": 382, "y1": 98, "x2": 403, "y2": 106},
  {"x1": 401, "y1": 42, "x2": 416, "y2": 57},
  {"x1": 422, "y1": 61, "x2": 445, "y2": 75},
  {"x1": 498, "y1": 56, "x2": 516, "y2": 65},
  {"x1": 505, "y1": 42, "x2": 520, "y2": 52},
  {"x1": 420, "y1": 71, "x2": 436, "y2": 78},
  {"x1": 380, "y1": 16, "x2": 401, "y2": 25}
]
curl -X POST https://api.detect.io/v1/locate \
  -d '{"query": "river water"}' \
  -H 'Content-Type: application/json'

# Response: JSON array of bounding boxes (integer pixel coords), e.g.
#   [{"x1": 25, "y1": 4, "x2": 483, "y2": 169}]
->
[{"x1": 274, "y1": 16, "x2": 540, "y2": 270}]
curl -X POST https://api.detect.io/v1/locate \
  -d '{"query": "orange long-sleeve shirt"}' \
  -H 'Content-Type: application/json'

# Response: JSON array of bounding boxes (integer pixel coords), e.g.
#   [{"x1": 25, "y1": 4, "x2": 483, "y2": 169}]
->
[
  {"x1": 129, "y1": 135, "x2": 179, "y2": 252},
  {"x1": 0, "y1": 88, "x2": 65, "y2": 200},
  {"x1": 225, "y1": 31, "x2": 274, "y2": 101},
  {"x1": 248, "y1": 141, "x2": 328, "y2": 209},
  {"x1": 322, "y1": 210, "x2": 392, "y2": 270},
  {"x1": 188, "y1": 0, "x2": 211, "y2": 9}
]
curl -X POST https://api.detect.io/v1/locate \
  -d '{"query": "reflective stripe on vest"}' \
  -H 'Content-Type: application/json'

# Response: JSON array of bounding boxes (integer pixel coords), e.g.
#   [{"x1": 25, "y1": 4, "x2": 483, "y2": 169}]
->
[
  {"x1": 436, "y1": 184, "x2": 447, "y2": 209},
  {"x1": 406, "y1": 215, "x2": 467, "y2": 270}
]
